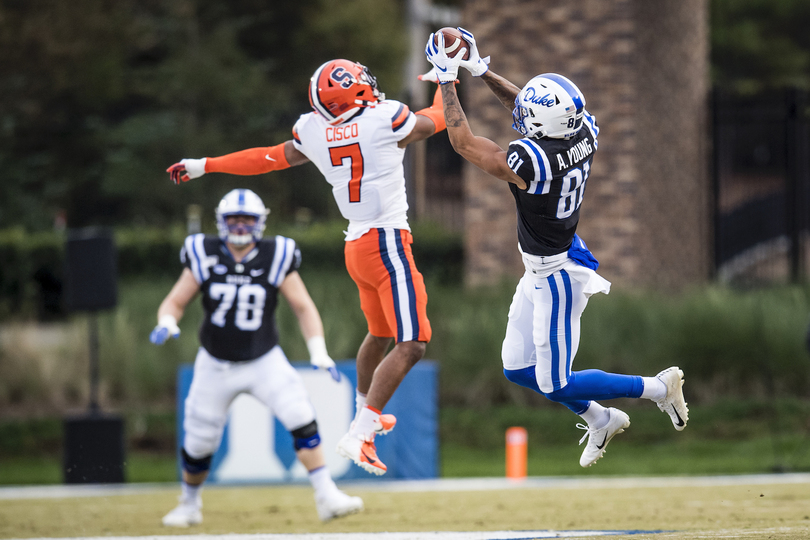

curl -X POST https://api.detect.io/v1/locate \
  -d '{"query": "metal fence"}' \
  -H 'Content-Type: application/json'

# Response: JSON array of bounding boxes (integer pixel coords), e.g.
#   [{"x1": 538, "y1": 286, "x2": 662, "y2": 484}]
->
[{"x1": 713, "y1": 89, "x2": 810, "y2": 285}]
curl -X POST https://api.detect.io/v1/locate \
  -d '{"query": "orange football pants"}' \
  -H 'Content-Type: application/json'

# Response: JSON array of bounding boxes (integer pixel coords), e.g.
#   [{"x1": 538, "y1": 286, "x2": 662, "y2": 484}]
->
[{"x1": 344, "y1": 228, "x2": 431, "y2": 343}]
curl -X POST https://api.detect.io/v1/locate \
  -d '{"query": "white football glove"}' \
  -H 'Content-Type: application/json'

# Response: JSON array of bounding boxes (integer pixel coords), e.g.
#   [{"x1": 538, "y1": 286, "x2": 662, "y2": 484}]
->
[
  {"x1": 417, "y1": 67, "x2": 440, "y2": 84},
  {"x1": 167, "y1": 158, "x2": 206, "y2": 184},
  {"x1": 307, "y1": 336, "x2": 341, "y2": 382},
  {"x1": 457, "y1": 27, "x2": 490, "y2": 77},
  {"x1": 424, "y1": 32, "x2": 466, "y2": 84},
  {"x1": 418, "y1": 67, "x2": 460, "y2": 85},
  {"x1": 150, "y1": 315, "x2": 181, "y2": 345}
]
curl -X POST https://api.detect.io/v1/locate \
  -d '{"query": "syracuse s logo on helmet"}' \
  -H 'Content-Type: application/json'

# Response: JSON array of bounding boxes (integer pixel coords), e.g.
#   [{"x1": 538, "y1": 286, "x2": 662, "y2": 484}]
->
[{"x1": 330, "y1": 67, "x2": 355, "y2": 89}]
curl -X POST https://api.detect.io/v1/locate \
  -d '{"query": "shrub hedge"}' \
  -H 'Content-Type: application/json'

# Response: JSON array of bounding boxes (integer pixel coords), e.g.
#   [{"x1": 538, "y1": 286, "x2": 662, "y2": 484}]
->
[{"x1": 0, "y1": 221, "x2": 462, "y2": 320}]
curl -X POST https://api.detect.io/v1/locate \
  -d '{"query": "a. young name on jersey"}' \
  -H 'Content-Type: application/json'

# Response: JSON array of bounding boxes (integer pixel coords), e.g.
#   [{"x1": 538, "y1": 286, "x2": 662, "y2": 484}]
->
[
  {"x1": 505, "y1": 110, "x2": 600, "y2": 257},
  {"x1": 555, "y1": 137, "x2": 593, "y2": 170}
]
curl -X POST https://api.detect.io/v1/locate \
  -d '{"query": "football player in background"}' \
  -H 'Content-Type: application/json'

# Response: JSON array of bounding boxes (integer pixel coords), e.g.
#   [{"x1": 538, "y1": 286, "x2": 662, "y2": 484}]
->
[
  {"x1": 150, "y1": 189, "x2": 363, "y2": 526},
  {"x1": 424, "y1": 29, "x2": 690, "y2": 467},
  {"x1": 165, "y1": 61, "x2": 446, "y2": 476}
]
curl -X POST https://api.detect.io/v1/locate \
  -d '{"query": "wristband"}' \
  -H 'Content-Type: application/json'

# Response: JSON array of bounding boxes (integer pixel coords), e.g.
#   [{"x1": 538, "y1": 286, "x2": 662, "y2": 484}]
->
[{"x1": 307, "y1": 336, "x2": 329, "y2": 360}]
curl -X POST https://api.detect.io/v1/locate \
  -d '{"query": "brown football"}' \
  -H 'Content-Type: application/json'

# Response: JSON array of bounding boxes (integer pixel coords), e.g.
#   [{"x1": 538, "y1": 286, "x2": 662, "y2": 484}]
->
[{"x1": 433, "y1": 27, "x2": 470, "y2": 60}]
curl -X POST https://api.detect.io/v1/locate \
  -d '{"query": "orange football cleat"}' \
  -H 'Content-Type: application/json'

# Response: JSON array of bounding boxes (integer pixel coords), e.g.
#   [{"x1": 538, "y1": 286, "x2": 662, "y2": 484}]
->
[
  {"x1": 336, "y1": 433, "x2": 387, "y2": 476},
  {"x1": 375, "y1": 414, "x2": 397, "y2": 435}
]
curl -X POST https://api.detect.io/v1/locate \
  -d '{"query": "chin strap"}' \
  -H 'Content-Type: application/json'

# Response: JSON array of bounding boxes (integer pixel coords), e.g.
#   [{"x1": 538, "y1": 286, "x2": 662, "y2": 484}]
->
[
  {"x1": 414, "y1": 85, "x2": 446, "y2": 133},
  {"x1": 205, "y1": 143, "x2": 291, "y2": 175}
]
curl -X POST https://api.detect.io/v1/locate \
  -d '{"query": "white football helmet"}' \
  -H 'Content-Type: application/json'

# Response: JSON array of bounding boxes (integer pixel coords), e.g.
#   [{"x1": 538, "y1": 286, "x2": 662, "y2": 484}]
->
[
  {"x1": 512, "y1": 73, "x2": 586, "y2": 139},
  {"x1": 215, "y1": 189, "x2": 269, "y2": 245}
]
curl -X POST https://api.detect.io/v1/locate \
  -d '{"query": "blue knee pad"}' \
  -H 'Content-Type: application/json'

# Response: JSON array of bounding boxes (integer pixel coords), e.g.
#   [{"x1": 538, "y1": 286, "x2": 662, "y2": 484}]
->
[
  {"x1": 291, "y1": 420, "x2": 321, "y2": 451},
  {"x1": 503, "y1": 366, "x2": 590, "y2": 414},
  {"x1": 181, "y1": 448, "x2": 212, "y2": 474}
]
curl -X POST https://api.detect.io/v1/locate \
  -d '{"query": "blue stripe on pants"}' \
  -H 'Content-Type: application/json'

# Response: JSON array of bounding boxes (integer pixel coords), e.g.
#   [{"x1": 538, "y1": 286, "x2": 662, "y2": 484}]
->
[
  {"x1": 377, "y1": 228, "x2": 403, "y2": 341},
  {"x1": 561, "y1": 269, "x2": 573, "y2": 381},
  {"x1": 394, "y1": 231, "x2": 419, "y2": 341},
  {"x1": 547, "y1": 274, "x2": 561, "y2": 392}
]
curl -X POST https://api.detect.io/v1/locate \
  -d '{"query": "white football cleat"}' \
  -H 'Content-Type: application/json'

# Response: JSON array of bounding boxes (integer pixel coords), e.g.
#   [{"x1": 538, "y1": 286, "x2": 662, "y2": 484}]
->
[
  {"x1": 655, "y1": 366, "x2": 689, "y2": 431},
  {"x1": 577, "y1": 407, "x2": 630, "y2": 468},
  {"x1": 316, "y1": 489, "x2": 364, "y2": 522},
  {"x1": 161, "y1": 498, "x2": 202, "y2": 527}
]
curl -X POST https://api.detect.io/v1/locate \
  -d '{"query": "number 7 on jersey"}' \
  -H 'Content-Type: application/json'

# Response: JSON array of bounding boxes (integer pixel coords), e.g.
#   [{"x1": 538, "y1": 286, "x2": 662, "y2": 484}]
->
[{"x1": 329, "y1": 143, "x2": 364, "y2": 203}]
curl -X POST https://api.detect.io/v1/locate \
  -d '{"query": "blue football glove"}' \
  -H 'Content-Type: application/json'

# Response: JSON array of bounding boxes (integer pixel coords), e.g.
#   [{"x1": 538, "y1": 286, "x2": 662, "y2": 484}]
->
[
  {"x1": 425, "y1": 32, "x2": 465, "y2": 84},
  {"x1": 308, "y1": 336, "x2": 341, "y2": 382},
  {"x1": 150, "y1": 315, "x2": 181, "y2": 345},
  {"x1": 457, "y1": 27, "x2": 490, "y2": 77}
]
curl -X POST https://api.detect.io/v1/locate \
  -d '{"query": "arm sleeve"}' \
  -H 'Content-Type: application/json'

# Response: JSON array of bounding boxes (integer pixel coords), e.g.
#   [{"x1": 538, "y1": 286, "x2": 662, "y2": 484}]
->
[
  {"x1": 414, "y1": 85, "x2": 446, "y2": 132},
  {"x1": 204, "y1": 144, "x2": 290, "y2": 175}
]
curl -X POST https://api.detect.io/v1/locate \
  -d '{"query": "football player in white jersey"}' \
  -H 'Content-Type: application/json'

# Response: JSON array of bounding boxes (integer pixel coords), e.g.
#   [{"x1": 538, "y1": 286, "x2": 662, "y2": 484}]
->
[
  {"x1": 425, "y1": 29, "x2": 690, "y2": 467},
  {"x1": 151, "y1": 189, "x2": 363, "y2": 526},
  {"x1": 165, "y1": 60, "x2": 447, "y2": 475}
]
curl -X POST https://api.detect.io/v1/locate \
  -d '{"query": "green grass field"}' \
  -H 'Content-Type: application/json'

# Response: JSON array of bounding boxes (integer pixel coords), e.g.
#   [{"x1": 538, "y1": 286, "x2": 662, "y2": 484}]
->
[
  {"x1": 3, "y1": 399, "x2": 810, "y2": 486},
  {"x1": 2, "y1": 479, "x2": 809, "y2": 539}
]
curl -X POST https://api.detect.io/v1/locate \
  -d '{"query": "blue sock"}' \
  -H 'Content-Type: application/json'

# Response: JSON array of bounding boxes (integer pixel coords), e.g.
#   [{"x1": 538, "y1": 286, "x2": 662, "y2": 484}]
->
[
  {"x1": 505, "y1": 367, "x2": 643, "y2": 403},
  {"x1": 546, "y1": 369, "x2": 644, "y2": 401}
]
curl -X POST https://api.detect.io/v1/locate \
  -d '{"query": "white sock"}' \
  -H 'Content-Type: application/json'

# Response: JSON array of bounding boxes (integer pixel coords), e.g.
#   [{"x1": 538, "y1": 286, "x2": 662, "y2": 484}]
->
[
  {"x1": 354, "y1": 390, "x2": 367, "y2": 421},
  {"x1": 181, "y1": 482, "x2": 201, "y2": 505},
  {"x1": 308, "y1": 466, "x2": 336, "y2": 498},
  {"x1": 641, "y1": 376, "x2": 667, "y2": 401},
  {"x1": 579, "y1": 401, "x2": 610, "y2": 429},
  {"x1": 350, "y1": 405, "x2": 380, "y2": 439}
]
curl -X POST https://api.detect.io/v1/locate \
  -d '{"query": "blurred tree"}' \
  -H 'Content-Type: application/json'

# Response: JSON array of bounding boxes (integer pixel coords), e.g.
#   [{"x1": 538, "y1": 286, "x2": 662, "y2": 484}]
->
[
  {"x1": 0, "y1": 0, "x2": 408, "y2": 231},
  {"x1": 712, "y1": 0, "x2": 810, "y2": 94}
]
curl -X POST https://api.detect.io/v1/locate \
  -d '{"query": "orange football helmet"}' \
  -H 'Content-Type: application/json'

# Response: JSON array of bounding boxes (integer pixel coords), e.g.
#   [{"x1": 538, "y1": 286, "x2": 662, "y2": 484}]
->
[{"x1": 309, "y1": 59, "x2": 384, "y2": 125}]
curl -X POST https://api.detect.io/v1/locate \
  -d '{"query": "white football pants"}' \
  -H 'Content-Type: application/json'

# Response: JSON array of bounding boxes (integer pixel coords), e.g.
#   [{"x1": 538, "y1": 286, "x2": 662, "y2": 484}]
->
[
  {"x1": 501, "y1": 251, "x2": 611, "y2": 394},
  {"x1": 183, "y1": 345, "x2": 316, "y2": 459}
]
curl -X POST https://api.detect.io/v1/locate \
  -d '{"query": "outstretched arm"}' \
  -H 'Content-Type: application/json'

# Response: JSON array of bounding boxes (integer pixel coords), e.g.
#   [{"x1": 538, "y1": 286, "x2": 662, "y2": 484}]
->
[
  {"x1": 440, "y1": 82, "x2": 527, "y2": 189},
  {"x1": 167, "y1": 140, "x2": 309, "y2": 184},
  {"x1": 398, "y1": 84, "x2": 447, "y2": 148},
  {"x1": 480, "y1": 70, "x2": 521, "y2": 111},
  {"x1": 455, "y1": 27, "x2": 519, "y2": 111}
]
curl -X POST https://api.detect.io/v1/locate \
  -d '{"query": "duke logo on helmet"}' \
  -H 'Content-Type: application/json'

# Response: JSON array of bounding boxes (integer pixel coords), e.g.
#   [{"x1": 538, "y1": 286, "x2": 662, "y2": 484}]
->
[
  {"x1": 309, "y1": 59, "x2": 385, "y2": 125},
  {"x1": 215, "y1": 189, "x2": 270, "y2": 246},
  {"x1": 512, "y1": 73, "x2": 586, "y2": 140}
]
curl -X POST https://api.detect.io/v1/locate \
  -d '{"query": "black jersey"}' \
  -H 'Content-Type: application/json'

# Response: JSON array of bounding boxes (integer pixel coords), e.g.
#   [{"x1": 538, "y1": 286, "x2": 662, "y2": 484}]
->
[
  {"x1": 180, "y1": 234, "x2": 301, "y2": 362},
  {"x1": 505, "y1": 111, "x2": 600, "y2": 256}
]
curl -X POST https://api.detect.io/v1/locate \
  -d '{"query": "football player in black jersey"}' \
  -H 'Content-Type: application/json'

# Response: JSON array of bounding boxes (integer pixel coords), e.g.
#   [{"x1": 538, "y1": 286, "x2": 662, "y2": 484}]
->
[
  {"x1": 150, "y1": 189, "x2": 362, "y2": 525},
  {"x1": 425, "y1": 29, "x2": 689, "y2": 468}
]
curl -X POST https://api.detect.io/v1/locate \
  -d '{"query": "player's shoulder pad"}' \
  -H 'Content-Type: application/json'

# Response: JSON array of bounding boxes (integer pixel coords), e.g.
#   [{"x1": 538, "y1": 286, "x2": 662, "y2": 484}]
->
[
  {"x1": 507, "y1": 139, "x2": 553, "y2": 186},
  {"x1": 180, "y1": 233, "x2": 209, "y2": 265},
  {"x1": 267, "y1": 235, "x2": 301, "y2": 288},
  {"x1": 370, "y1": 99, "x2": 409, "y2": 131},
  {"x1": 292, "y1": 112, "x2": 317, "y2": 146},
  {"x1": 181, "y1": 234, "x2": 218, "y2": 284},
  {"x1": 582, "y1": 109, "x2": 599, "y2": 141}
]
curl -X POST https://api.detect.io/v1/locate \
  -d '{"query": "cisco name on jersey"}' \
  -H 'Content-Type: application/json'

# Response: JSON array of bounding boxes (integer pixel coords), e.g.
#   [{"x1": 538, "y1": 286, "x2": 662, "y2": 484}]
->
[
  {"x1": 506, "y1": 110, "x2": 599, "y2": 257},
  {"x1": 181, "y1": 234, "x2": 301, "y2": 362}
]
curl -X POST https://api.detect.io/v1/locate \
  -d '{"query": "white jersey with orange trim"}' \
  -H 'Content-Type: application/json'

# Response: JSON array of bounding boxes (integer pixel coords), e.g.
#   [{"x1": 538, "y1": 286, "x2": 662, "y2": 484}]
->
[{"x1": 292, "y1": 100, "x2": 417, "y2": 241}]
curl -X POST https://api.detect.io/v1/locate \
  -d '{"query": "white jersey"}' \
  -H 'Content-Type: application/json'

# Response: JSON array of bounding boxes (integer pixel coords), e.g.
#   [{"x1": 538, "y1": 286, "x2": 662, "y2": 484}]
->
[{"x1": 292, "y1": 100, "x2": 417, "y2": 241}]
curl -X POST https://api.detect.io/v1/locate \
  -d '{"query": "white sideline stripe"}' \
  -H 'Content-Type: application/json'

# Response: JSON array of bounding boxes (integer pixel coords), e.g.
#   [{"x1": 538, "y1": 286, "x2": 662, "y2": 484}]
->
[
  {"x1": 345, "y1": 472, "x2": 810, "y2": 493},
  {"x1": 6, "y1": 532, "x2": 647, "y2": 540},
  {"x1": 1, "y1": 473, "x2": 809, "y2": 500}
]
